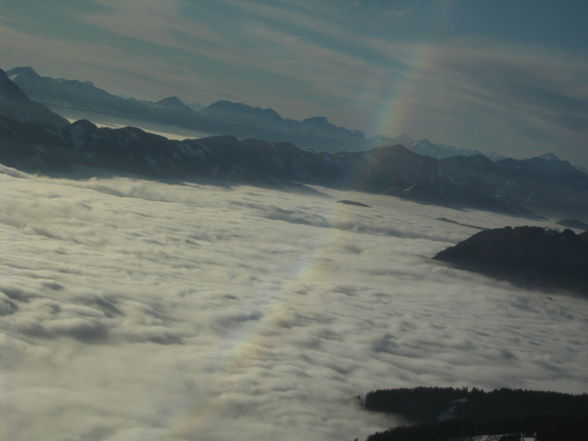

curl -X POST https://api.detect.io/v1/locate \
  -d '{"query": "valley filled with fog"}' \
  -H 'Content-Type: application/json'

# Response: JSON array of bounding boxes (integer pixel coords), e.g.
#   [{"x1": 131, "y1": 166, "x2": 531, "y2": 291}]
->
[{"x1": 2, "y1": 165, "x2": 587, "y2": 441}]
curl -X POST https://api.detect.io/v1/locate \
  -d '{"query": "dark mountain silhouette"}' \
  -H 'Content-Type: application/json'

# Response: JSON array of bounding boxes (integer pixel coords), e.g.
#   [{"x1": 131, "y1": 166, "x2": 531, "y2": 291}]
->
[
  {"x1": 7, "y1": 66, "x2": 147, "y2": 116},
  {"x1": 367, "y1": 416, "x2": 586, "y2": 441},
  {"x1": 382, "y1": 134, "x2": 504, "y2": 160},
  {"x1": 202, "y1": 100, "x2": 283, "y2": 123},
  {"x1": 0, "y1": 119, "x2": 530, "y2": 214},
  {"x1": 1, "y1": 72, "x2": 587, "y2": 218},
  {"x1": 335, "y1": 146, "x2": 533, "y2": 215},
  {"x1": 0, "y1": 115, "x2": 346, "y2": 184},
  {"x1": 434, "y1": 226, "x2": 588, "y2": 295},
  {"x1": 8, "y1": 66, "x2": 588, "y2": 174},
  {"x1": 7, "y1": 66, "x2": 207, "y2": 130},
  {"x1": 442, "y1": 154, "x2": 588, "y2": 218},
  {"x1": 362, "y1": 387, "x2": 588, "y2": 441},
  {"x1": 0, "y1": 69, "x2": 68, "y2": 127},
  {"x1": 200, "y1": 100, "x2": 367, "y2": 150},
  {"x1": 7, "y1": 66, "x2": 368, "y2": 151},
  {"x1": 364, "y1": 387, "x2": 588, "y2": 424},
  {"x1": 153, "y1": 96, "x2": 193, "y2": 111}
]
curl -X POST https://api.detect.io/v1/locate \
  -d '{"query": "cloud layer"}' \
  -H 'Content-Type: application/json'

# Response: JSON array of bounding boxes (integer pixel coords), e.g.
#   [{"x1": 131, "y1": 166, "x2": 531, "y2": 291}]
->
[{"x1": 1, "y1": 164, "x2": 587, "y2": 441}]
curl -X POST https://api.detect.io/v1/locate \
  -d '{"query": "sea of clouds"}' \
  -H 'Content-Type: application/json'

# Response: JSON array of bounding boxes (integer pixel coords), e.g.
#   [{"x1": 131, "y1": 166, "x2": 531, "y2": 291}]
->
[{"x1": 1, "y1": 164, "x2": 587, "y2": 441}]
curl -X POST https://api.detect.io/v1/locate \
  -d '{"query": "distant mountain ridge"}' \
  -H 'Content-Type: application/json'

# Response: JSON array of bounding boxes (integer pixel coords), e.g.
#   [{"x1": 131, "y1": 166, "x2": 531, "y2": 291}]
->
[
  {"x1": 0, "y1": 69, "x2": 68, "y2": 127},
  {"x1": 6, "y1": 66, "x2": 207, "y2": 129},
  {"x1": 153, "y1": 96, "x2": 193, "y2": 111},
  {"x1": 7, "y1": 66, "x2": 367, "y2": 151},
  {"x1": 2, "y1": 68, "x2": 587, "y2": 219},
  {"x1": 379, "y1": 134, "x2": 506, "y2": 161},
  {"x1": 8, "y1": 66, "x2": 547, "y2": 161},
  {"x1": 201, "y1": 99, "x2": 367, "y2": 151},
  {"x1": 441, "y1": 153, "x2": 588, "y2": 218}
]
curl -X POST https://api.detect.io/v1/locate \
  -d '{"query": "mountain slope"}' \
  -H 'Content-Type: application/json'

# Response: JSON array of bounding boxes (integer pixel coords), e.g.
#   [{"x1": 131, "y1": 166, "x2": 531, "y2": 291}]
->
[
  {"x1": 335, "y1": 145, "x2": 531, "y2": 214},
  {"x1": 442, "y1": 154, "x2": 588, "y2": 218},
  {"x1": 0, "y1": 115, "x2": 535, "y2": 215},
  {"x1": 434, "y1": 226, "x2": 588, "y2": 295},
  {"x1": 200, "y1": 100, "x2": 367, "y2": 151},
  {"x1": 0, "y1": 68, "x2": 68, "y2": 127},
  {"x1": 1, "y1": 75, "x2": 586, "y2": 217},
  {"x1": 152, "y1": 96, "x2": 194, "y2": 112},
  {"x1": 7, "y1": 66, "x2": 206, "y2": 129},
  {"x1": 8, "y1": 67, "x2": 369, "y2": 151},
  {"x1": 8, "y1": 66, "x2": 148, "y2": 116}
]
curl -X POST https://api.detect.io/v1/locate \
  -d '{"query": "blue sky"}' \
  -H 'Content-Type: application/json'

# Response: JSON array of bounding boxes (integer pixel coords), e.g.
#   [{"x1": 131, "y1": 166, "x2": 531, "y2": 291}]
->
[{"x1": 1, "y1": 0, "x2": 587, "y2": 164}]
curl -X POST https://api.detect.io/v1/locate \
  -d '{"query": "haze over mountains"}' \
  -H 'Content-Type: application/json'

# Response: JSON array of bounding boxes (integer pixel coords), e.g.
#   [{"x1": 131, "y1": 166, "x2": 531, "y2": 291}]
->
[
  {"x1": 7, "y1": 66, "x2": 368, "y2": 152},
  {"x1": 0, "y1": 68, "x2": 68, "y2": 127},
  {"x1": 7, "y1": 66, "x2": 514, "y2": 159},
  {"x1": 2, "y1": 67, "x2": 587, "y2": 221}
]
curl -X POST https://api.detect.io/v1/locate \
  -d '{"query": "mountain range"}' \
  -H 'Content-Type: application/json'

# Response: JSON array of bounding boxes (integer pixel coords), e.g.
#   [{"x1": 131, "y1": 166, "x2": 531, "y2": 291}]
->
[
  {"x1": 7, "y1": 66, "x2": 368, "y2": 152},
  {"x1": 0, "y1": 68, "x2": 68, "y2": 128},
  {"x1": 7, "y1": 66, "x2": 514, "y2": 158},
  {"x1": 1, "y1": 67, "x2": 587, "y2": 219}
]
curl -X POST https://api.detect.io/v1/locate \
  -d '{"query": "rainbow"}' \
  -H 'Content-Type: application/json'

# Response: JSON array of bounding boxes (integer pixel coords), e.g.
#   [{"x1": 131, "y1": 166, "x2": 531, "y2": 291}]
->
[
  {"x1": 369, "y1": 1, "x2": 457, "y2": 139},
  {"x1": 164, "y1": 192, "x2": 366, "y2": 439},
  {"x1": 160, "y1": 3, "x2": 459, "y2": 436}
]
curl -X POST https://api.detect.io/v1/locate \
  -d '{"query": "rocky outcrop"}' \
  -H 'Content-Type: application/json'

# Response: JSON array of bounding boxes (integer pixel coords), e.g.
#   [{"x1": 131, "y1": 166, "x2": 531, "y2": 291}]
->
[{"x1": 434, "y1": 226, "x2": 588, "y2": 295}]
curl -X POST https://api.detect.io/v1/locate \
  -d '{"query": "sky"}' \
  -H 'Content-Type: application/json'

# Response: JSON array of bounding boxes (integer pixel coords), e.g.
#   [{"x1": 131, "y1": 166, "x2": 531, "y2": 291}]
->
[
  {"x1": 2, "y1": 165, "x2": 587, "y2": 441},
  {"x1": 1, "y1": 0, "x2": 587, "y2": 164}
]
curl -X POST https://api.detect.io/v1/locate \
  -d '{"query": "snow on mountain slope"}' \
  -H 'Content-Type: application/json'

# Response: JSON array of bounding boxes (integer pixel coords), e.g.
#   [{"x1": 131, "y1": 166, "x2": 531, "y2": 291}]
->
[{"x1": 1, "y1": 168, "x2": 587, "y2": 441}]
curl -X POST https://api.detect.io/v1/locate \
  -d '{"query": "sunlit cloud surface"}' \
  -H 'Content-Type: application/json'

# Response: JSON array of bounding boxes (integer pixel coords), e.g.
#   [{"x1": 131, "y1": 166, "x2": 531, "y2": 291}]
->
[{"x1": 2, "y1": 166, "x2": 587, "y2": 441}]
